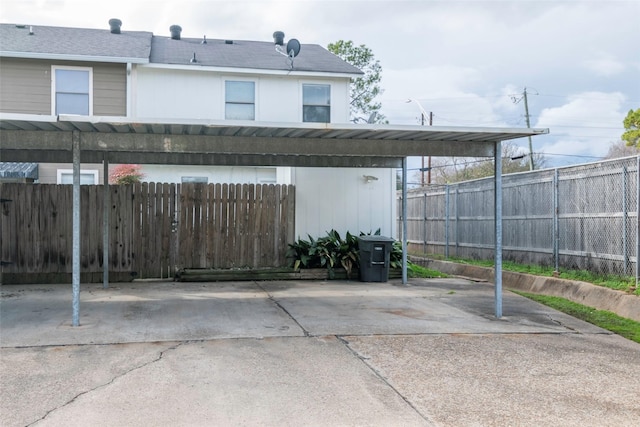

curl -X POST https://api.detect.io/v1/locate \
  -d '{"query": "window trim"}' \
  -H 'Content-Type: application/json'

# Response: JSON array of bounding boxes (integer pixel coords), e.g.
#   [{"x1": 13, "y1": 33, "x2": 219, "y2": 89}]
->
[
  {"x1": 181, "y1": 176, "x2": 209, "y2": 184},
  {"x1": 302, "y1": 83, "x2": 331, "y2": 123},
  {"x1": 57, "y1": 169, "x2": 99, "y2": 185},
  {"x1": 224, "y1": 79, "x2": 256, "y2": 121},
  {"x1": 51, "y1": 65, "x2": 93, "y2": 116}
]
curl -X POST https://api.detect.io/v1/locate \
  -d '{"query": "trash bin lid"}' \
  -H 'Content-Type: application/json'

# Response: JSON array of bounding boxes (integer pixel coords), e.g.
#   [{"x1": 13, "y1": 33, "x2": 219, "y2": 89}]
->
[{"x1": 357, "y1": 235, "x2": 395, "y2": 243}]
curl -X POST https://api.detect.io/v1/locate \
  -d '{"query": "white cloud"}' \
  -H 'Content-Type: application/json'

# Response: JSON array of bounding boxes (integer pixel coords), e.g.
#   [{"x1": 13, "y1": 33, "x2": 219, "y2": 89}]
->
[
  {"x1": 535, "y1": 92, "x2": 627, "y2": 162},
  {"x1": 584, "y1": 53, "x2": 626, "y2": 77}
]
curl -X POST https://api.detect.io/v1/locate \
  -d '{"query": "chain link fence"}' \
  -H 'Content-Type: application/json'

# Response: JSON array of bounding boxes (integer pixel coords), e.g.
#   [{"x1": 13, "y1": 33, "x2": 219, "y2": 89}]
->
[{"x1": 397, "y1": 156, "x2": 639, "y2": 279}]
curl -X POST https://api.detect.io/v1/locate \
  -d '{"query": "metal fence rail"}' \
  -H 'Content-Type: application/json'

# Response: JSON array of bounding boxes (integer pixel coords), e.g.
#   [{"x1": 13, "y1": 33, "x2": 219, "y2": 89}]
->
[{"x1": 397, "y1": 156, "x2": 639, "y2": 280}]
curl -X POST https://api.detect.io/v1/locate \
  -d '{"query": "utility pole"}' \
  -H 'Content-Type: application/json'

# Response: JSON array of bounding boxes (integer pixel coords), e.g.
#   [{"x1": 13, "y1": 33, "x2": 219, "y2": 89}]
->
[
  {"x1": 512, "y1": 88, "x2": 535, "y2": 171},
  {"x1": 407, "y1": 99, "x2": 433, "y2": 186},
  {"x1": 523, "y1": 88, "x2": 534, "y2": 171}
]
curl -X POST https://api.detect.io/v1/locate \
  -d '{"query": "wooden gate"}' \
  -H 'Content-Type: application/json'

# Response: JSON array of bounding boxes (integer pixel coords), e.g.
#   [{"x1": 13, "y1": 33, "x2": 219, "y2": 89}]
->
[{"x1": 0, "y1": 182, "x2": 295, "y2": 284}]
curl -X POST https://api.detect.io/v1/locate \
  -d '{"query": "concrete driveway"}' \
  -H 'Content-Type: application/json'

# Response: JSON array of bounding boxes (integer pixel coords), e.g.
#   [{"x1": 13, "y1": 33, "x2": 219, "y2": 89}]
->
[{"x1": 1, "y1": 278, "x2": 639, "y2": 426}]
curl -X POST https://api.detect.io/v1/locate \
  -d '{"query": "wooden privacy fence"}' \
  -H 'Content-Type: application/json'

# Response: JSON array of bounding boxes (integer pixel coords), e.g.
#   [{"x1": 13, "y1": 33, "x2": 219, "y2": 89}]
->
[{"x1": 0, "y1": 182, "x2": 295, "y2": 284}]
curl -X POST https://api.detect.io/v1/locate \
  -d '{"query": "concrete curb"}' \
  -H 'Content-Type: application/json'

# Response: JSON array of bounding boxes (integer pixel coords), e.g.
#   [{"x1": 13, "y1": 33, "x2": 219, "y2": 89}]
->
[{"x1": 414, "y1": 258, "x2": 640, "y2": 322}]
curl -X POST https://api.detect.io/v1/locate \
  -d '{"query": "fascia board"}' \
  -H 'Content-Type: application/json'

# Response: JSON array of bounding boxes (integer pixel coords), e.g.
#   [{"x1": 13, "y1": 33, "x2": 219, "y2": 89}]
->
[
  {"x1": 139, "y1": 62, "x2": 359, "y2": 78},
  {"x1": 0, "y1": 51, "x2": 149, "y2": 64}
]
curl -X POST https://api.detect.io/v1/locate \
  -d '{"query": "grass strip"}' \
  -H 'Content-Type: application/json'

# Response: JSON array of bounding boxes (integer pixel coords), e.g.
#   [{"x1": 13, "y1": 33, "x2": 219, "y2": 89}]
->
[
  {"x1": 420, "y1": 253, "x2": 638, "y2": 295},
  {"x1": 408, "y1": 263, "x2": 449, "y2": 279},
  {"x1": 514, "y1": 291, "x2": 640, "y2": 344}
]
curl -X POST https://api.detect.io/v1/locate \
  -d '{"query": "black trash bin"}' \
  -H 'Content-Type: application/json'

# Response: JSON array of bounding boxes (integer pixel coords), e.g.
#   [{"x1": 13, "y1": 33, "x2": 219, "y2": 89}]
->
[{"x1": 358, "y1": 235, "x2": 395, "y2": 282}]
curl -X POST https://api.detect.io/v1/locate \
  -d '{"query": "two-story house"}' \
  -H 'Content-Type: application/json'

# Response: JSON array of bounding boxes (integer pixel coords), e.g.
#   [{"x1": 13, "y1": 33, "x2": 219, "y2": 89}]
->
[{"x1": 0, "y1": 20, "x2": 397, "y2": 239}]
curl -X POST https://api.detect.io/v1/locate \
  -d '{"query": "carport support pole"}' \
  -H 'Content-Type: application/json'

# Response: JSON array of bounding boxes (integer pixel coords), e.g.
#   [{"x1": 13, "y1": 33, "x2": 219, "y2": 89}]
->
[
  {"x1": 402, "y1": 157, "x2": 408, "y2": 284},
  {"x1": 494, "y1": 141, "x2": 503, "y2": 318},
  {"x1": 103, "y1": 156, "x2": 109, "y2": 288},
  {"x1": 72, "y1": 130, "x2": 81, "y2": 327}
]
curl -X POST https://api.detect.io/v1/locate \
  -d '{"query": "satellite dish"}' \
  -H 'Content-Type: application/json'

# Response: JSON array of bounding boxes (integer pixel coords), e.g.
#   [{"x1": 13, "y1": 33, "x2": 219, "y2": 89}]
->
[{"x1": 286, "y1": 39, "x2": 301, "y2": 57}]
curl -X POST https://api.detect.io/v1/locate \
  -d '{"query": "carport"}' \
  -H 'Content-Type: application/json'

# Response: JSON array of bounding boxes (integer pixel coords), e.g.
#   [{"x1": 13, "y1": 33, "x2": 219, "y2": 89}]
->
[{"x1": 0, "y1": 113, "x2": 548, "y2": 325}]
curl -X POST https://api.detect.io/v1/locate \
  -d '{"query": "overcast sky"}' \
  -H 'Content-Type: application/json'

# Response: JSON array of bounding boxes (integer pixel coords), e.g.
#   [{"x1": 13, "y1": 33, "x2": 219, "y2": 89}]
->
[{"x1": 2, "y1": 0, "x2": 638, "y2": 168}]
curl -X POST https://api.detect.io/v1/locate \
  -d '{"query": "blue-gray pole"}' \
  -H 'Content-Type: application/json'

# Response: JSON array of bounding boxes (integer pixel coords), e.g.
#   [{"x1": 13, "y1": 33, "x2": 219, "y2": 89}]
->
[
  {"x1": 636, "y1": 155, "x2": 639, "y2": 288},
  {"x1": 554, "y1": 168, "x2": 559, "y2": 273},
  {"x1": 494, "y1": 141, "x2": 503, "y2": 318},
  {"x1": 72, "y1": 130, "x2": 81, "y2": 327},
  {"x1": 445, "y1": 185, "x2": 450, "y2": 258},
  {"x1": 623, "y1": 165, "x2": 628, "y2": 276},
  {"x1": 103, "y1": 156, "x2": 110, "y2": 288},
  {"x1": 402, "y1": 157, "x2": 408, "y2": 284}
]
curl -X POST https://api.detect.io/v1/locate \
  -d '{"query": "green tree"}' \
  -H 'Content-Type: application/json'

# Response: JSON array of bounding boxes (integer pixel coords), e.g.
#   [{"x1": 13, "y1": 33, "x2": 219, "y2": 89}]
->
[
  {"x1": 327, "y1": 40, "x2": 386, "y2": 123},
  {"x1": 622, "y1": 108, "x2": 640, "y2": 147}
]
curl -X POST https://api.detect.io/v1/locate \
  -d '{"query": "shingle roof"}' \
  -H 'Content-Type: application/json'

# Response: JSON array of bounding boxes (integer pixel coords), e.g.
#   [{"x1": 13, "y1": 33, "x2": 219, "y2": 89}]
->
[
  {"x1": 0, "y1": 23, "x2": 152, "y2": 62},
  {"x1": 150, "y1": 36, "x2": 363, "y2": 74},
  {"x1": 0, "y1": 23, "x2": 362, "y2": 75}
]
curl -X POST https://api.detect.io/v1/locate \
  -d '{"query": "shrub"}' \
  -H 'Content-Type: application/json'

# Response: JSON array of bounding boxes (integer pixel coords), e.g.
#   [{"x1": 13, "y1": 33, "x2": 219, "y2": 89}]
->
[
  {"x1": 109, "y1": 164, "x2": 145, "y2": 185},
  {"x1": 286, "y1": 229, "x2": 403, "y2": 279}
]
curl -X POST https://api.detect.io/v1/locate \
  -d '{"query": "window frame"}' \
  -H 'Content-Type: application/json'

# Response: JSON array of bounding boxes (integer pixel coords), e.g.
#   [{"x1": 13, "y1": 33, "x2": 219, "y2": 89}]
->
[
  {"x1": 51, "y1": 65, "x2": 93, "y2": 116},
  {"x1": 181, "y1": 176, "x2": 209, "y2": 184},
  {"x1": 57, "y1": 169, "x2": 99, "y2": 185},
  {"x1": 224, "y1": 80, "x2": 256, "y2": 121},
  {"x1": 302, "y1": 83, "x2": 331, "y2": 123}
]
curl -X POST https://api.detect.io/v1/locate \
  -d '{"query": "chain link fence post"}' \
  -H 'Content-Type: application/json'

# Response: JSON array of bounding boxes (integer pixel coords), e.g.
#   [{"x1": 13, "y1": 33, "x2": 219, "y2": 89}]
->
[
  {"x1": 554, "y1": 168, "x2": 559, "y2": 273},
  {"x1": 445, "y1": 184, "x2": 450, "y2": 259}
]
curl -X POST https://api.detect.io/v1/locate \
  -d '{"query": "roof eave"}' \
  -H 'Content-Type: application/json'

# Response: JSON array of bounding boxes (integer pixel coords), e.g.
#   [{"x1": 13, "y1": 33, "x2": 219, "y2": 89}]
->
[
  {"x1": 140, "y1": 62, "x2": 361, "y2": 78},
  {"x1": 0, "y1": 51, "x2": 149, "y2": 64}
]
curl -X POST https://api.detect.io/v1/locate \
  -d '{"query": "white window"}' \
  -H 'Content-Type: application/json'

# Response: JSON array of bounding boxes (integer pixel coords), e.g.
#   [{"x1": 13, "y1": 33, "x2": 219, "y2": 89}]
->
[
  {"x1": 57, "y1": 169, "x2": 98, "y2": 185},
  {"x1": 225, "y1": 81, "x2": 255, "y2": 120},
  {"x1": 181, "y1": 176, "x2": 208, "y2": 183},
  {"x1": 52, "y1": 66, "x2": 93, "y2": 116},
  {"x1": 303, "y1": 84, "x2": 330, "y2": 123}
]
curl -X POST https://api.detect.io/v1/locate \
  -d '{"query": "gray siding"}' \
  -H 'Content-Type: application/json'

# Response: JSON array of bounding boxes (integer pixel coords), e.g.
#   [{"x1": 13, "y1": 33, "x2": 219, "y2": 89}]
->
[
  {"x1": 94, "y1": 63, "x2": 126, "y2": 116},
  {"x1": 0, "y1": 58, "x2": 127, "y2": 116},
  {"x1": 0, "y1": 58, "x2": 51, "y2": 114}
]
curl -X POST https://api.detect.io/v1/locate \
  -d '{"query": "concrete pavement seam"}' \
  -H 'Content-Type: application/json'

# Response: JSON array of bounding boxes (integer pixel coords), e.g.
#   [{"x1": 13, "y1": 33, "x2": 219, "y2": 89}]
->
[
  {"x1": 334, "y1": 335, "x2": 435, "y2": 425},
  {"x1": 255, "y1": 282, "x2": 310, "y2": 337},
  {"x1": 25, "y1": 342, "x2": 184, "y2": 426}
]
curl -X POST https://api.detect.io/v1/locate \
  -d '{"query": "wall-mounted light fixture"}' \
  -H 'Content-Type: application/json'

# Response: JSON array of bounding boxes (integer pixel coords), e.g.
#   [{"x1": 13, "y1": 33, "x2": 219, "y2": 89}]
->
[{"x1": 363, "y1": 175, "x2": 378, "y2": 184}]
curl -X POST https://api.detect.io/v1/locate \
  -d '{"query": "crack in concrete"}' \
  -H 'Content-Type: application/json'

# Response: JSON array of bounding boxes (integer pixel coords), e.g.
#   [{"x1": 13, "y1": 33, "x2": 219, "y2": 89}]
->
[
  {"x1": 255, "y1": 282, "x2": 310, "y2": 337},
  {"x1": 27, "y1": 342, "x2": 184, "y2": 426},
  {"x1": 335, "y1": 335, "x2": 435, "y2": 425}
]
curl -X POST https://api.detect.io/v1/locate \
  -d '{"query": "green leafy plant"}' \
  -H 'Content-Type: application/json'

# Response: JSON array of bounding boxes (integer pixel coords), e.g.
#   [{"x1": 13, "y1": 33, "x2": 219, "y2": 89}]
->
[{"x1": 287, "y1": 229, "x2": 406, "y2": 279}]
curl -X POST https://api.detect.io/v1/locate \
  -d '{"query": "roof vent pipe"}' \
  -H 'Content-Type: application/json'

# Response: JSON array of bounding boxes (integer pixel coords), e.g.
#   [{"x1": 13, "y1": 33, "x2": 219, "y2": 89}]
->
[
  {"x1": 273, "y1": 31, "x2": 285, "y2": 46},
  {"x1": 109, "y1": 18, "x2": 122, "y2": 34},
  {"x1": 170, "y1": 25, "x2": 182, "y2": 40}
]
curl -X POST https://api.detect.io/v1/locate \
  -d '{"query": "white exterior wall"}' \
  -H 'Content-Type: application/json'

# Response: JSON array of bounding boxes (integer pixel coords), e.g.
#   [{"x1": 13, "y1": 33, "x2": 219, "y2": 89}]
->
[
  {"x1": 132, "y1": 64, "x2": 395, "y2": 242},
  {"x1": 141, "y1": 165, "x2": 277, "y2": 184},
  {"x1": 133, "y1": 66, "x2": 351, "y2": 123},
  {"x1": 293, "y1": 168, "x2": 396, "y2": 239}
]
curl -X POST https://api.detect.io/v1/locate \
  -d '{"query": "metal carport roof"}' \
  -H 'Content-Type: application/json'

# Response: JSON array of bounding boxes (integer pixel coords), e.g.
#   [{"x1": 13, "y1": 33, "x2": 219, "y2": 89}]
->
[
  {"x1": 0, "y1": 113, "x2": 549, "y2": 325},
  {"x1": 0, "y1": 114, "x2": 547, "y2": 167}
]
